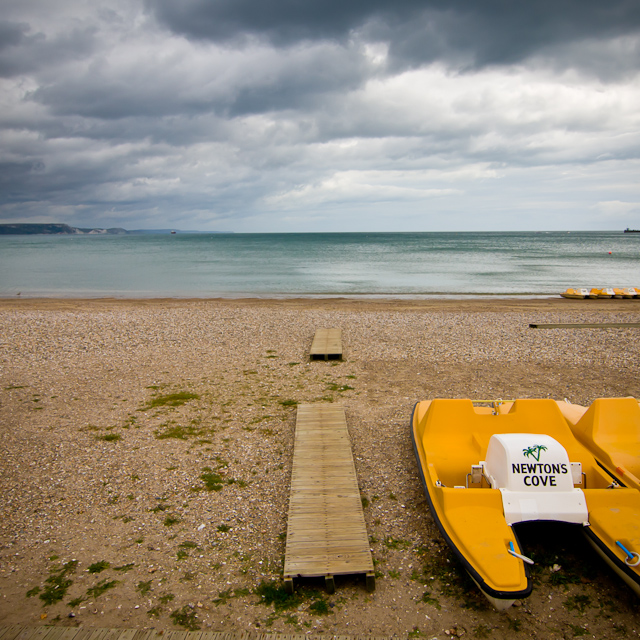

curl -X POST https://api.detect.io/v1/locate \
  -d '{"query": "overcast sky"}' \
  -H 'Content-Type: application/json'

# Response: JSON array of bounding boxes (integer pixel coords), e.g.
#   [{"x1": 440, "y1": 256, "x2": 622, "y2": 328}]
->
[{"x1": 1, "y1": 0, "x2": 639, "y2": 232}]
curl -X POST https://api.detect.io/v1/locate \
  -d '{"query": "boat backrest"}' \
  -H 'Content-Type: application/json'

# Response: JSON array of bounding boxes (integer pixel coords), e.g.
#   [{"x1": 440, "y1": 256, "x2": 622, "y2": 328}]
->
[
  {"x1": 482, "y1": 433, "x2": 588, "y2": 525},
  {"x1": 483, "y1": 433, "x2": 576, "y2": 492},
  {"x1": 574, "y1": 398, "x2": 640, "y2": 449}
]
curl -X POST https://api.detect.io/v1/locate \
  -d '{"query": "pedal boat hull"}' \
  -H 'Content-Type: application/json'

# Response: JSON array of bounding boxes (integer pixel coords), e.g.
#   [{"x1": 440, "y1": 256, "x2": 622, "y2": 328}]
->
[
  {"x1": 411, "y1": 398, "x2": 640, "y2": 607},
  {"x1": 588, "y1": 287, "x2": 615, "y2": 298},
  {"x1": 560, "y1": 288, "x2": 589, "y2": 299}
]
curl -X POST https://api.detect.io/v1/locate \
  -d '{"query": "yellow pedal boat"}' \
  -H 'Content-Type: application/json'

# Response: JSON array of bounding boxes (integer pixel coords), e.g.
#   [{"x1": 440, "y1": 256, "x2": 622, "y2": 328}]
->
[
  {"x1": 411, "y1": 398, "x2": 640, "y2": 609},
  {"x1": 588, "y1": 287, "x2": 615, "y2": 298},
  {"x1": 560, "y1": 287, "x2": 589, "y2": 299},
  {"x1": 613, "y1": 287, "x2": 639, "y2": 298}
]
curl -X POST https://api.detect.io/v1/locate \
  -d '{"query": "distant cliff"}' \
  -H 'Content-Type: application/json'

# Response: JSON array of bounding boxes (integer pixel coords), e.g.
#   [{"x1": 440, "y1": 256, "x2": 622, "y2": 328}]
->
[{"x1": 0, "y1": 223, "x2": 128, "y2": 235}]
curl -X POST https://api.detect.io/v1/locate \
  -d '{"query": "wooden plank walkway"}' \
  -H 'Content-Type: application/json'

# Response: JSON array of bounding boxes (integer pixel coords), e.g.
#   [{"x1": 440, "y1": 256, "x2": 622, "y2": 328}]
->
[
  {"x1": 310, "y1": 329, "x2": 342, "y2": 360},
  {"x1": 283, "y1": 405, "x2": 374, "y2": 593},
  {"x1": 0, "y1": 628, "x2": 394, "y2": 640},
  {"x1": 529, "y1": 322, "x2": 640, "y2": 329}
]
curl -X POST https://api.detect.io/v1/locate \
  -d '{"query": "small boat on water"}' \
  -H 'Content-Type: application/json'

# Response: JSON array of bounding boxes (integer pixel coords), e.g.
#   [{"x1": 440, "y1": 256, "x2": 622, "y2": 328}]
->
[
  {"x1": 560, "y1": 287, "x2": 590, "y2": 299},
  {"x1": 411, "y1": 398, "x2": 640, "y2": 609}
]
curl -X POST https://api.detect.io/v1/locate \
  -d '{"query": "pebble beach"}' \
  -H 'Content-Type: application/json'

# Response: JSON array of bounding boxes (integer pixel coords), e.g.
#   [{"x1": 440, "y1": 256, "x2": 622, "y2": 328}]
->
[{"x1": 1, "y1": 297, "x2": 640, "y2": 639}]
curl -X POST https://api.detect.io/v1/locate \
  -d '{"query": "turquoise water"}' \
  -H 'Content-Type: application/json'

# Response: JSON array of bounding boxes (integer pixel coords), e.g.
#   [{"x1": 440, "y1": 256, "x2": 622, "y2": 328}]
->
[{"x1": 1, "y1": 231, "x2": 639, "y2": 298}]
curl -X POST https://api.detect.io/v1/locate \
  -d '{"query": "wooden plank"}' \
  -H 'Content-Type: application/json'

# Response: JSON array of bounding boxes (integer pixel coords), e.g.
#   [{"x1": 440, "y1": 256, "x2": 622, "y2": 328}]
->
[
  {"x1": 284, "y1": 404, "x2": 374, "y2": 590},
  {"x1": 66, "y1": 631, "x2": 91, "y2": 640},
  {"x1": 25, "y1": 629, "x2": 57, "y2": 640},
  {"x1": 160, "y1": 632, "x2": 188, "y2": 640},
  {"x1": 41, "y1": 628, "x2": 81, "y2": 640},
  {"x1": 310, "y1": 329, "x2": 342, "y2": 360},
  {"x1": 0, "y1": 628, "x2": 26, "y2": 640},
  {"x1": 529, "y1": 322, "x2": 640, "y2": 329},
  {"x1": 131, "y1": 631, "x2": 161, "y2": 640},
  {"x1": 80, "y1": 630, "x2": 113, "y2": 640},
  {"x1": 10, "y1": 629, "x2": 36, "y2": 640}
]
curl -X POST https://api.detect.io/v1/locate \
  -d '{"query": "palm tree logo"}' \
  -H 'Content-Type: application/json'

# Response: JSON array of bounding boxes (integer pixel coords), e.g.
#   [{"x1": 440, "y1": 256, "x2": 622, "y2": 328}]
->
[{"x1": 522, "y1": 444, "x2": 547, "y2": 461}]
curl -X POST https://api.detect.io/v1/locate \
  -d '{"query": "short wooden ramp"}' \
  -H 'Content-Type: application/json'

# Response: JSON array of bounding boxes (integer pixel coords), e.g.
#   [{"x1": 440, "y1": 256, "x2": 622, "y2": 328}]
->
[
  {"x1": 284, "y1": 404, "x2": 374, "y2": 593},
  {"x1": 310, "y1": 328, "x2": 342, "y2": 360}
]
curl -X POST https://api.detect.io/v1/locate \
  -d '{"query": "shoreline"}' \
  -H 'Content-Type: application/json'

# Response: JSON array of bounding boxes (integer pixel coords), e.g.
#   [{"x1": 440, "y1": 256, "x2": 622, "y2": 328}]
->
[
  {"x1": 1, "y1": 295, "x2": 639, "y2": 312},
  {"x1": 1, "y1": 299, "x2": 640, "y2": 638}
]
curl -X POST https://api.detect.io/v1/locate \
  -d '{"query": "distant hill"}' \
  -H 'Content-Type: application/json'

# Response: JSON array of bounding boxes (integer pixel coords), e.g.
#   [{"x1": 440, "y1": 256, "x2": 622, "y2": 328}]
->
[
  {"x1": 0, "y1": 223, "x2": 228, "y2": 235},
  {"x1": 0, "y1": 223, "x2": 127, "y2": 235}
]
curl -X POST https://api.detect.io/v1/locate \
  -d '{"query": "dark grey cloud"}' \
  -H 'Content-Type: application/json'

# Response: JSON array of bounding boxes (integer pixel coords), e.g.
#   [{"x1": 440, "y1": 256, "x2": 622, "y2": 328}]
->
[
  {"x1": 148, "y1": 0, "x2": 640, "y2": 71},
  {"x1": 30, "y1": 39, "x2": 372, "y2": 121},
  {"x1": 146, "y1": 0, "x2": 403, "y2": 45},
  {"x1": 0, "y1": 21, "x2": 30, "y2": 50},
  {"x1": 0, "y1": 19, "x2": 97, "y2": 78}
]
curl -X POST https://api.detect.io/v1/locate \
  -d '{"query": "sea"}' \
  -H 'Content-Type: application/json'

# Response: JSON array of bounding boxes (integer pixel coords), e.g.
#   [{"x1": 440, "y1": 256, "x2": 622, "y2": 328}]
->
[{"x1": 1, "y1": 231, "x2": 639, "y2": 299}]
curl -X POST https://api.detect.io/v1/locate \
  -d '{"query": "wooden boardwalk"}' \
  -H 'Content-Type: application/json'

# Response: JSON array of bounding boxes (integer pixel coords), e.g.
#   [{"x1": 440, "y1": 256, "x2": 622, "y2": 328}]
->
[
  {"x1": 283, "y1": 405, "x2": 374, "y2": 593},
  {"x1": 309, "y1": 329, "x2": 342, "y2": 360},
  {"x1": 0, "y1": 628, "x2": 394, "y2": 640}
]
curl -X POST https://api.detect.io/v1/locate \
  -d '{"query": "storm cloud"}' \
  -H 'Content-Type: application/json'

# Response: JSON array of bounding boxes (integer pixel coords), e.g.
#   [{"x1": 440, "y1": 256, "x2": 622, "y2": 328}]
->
[
  {"x1": 148, "y1": 0, "x2": 640, "y2": 73},
  {"x1": 0, "y1": 0, "x2": 639, "y2": 231}
]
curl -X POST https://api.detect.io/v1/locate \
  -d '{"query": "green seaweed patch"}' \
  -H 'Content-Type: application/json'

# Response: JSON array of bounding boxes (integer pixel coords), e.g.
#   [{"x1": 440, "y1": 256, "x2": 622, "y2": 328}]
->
[
  {"x1": 86, "y1": 579, "x2": 118, "y2": 599},
  {"x1": 474, "y1": 624, "x2": 492, "y2": 639},
  {"x1": 419, "y1": 589, "x2": 441, "y2": 610},
  {"x1": 382, "y1": 536, "x2": 411, "y2": 550},
  {"x1": 179, "y1": 541, "x2": 198, "y2": 549},
  {"x1": 142, "y1": 392, "x2": 199, "y2": 410},
  {"x1": 87, "y1": 560, "x2": 110, "y2": 574},
  {"x1": 37, "y1": 560, "x2": 78, "y2": 606},
  {"x1": 201, "y1": 469, "x2": 224, "y2": 491},
  {"x1": 136, "y1": 580, "x2": 152, "y2": 595},
  {"x1": 96, "y1": 433, "x2": 121, "y2": 442},
  {"x1": 213, "y1": 587, "x2": 250, "y2": 606},
  {"x1": 325, "y1": 383, "x2": 354, "y2": 392},
  {"x1": 309, "y1": 598, "x2": 331, "y2": 615},
  {"x1": 170, "y1": 604, "x2": 200, "y2": 630},
  {"x1": 114, "y1": 563, "x2": 135, "y2": 572},
  {"x1": 254, "y1": 580, "x2": 302, "y2": 611},
  {"x1": 564, "y1": 594, "x2": 592, "y2": 613},
  {"x1": 154, "y1": 423, "x2": 200, "y2": 440},
  {"x1": 200, "y1": 467, "x2": 236, "y2": 491}
]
